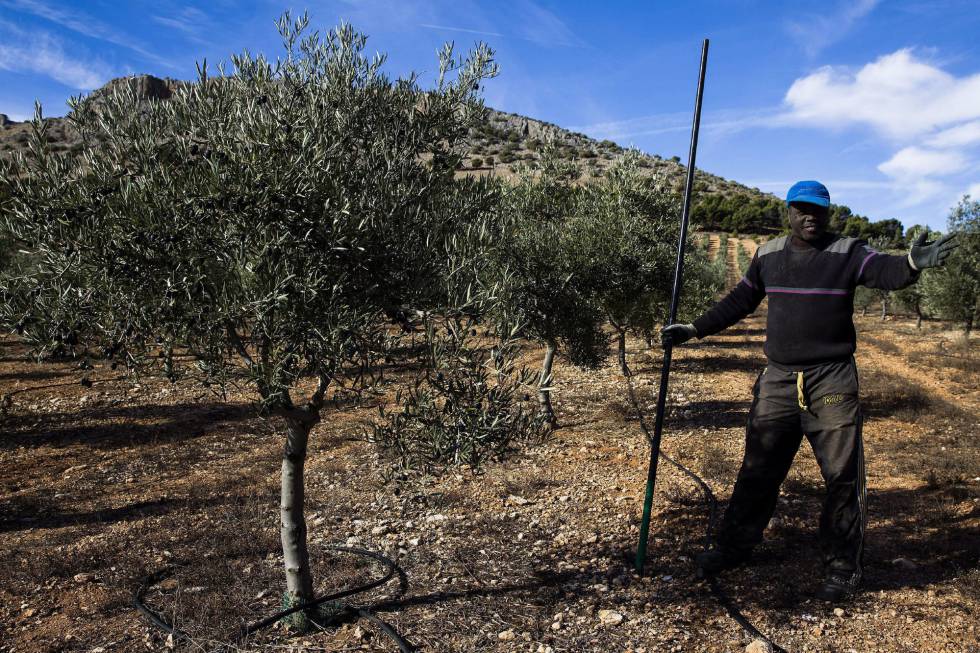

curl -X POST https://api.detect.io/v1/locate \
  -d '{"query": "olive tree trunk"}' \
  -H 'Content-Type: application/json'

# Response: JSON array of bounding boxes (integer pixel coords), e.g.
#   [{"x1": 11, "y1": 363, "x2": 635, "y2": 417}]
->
[
  {"x1": 537, "y1": 339, "x2": 557, "y2": 425},
  {"x1": 280, "y1": 415, "x2": 315, "y2": 627},
  {"x1": 880, "y1": 297, "x2": 888, "y2": 321},
  {"x1": 916, "y1": 311, "x2": 923, "y2": 330},
  {"x1": 616, "y1": 327, "x2": 630, "y2": 377}
]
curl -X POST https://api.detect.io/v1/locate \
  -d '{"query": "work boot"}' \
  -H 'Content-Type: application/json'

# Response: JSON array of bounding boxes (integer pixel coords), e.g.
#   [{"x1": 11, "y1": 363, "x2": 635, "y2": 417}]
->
[
  {"x1": 695, "y1": 546, "x2": 750, "y2": 578},
  {"x1": 815, "y1": 569, "x2": 861, "y2": 602}
]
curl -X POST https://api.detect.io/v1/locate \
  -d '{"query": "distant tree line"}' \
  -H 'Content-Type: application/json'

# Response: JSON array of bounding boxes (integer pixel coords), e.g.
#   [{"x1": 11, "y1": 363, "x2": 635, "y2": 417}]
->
[
  {"x1": 691, "y1": 193, "x2": 785, "y2": 234},
  {"x1": 829, "y1": 205, "x2": 905, "y2": 248},
  {"x1": 691, "y1": 193, "x2": 908, "y2": 248}
]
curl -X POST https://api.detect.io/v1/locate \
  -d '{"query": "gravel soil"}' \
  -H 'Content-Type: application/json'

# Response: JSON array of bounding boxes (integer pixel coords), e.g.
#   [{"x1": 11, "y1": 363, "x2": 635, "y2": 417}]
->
[{"x1": 1, "y1": 298, "x2": 978, "y2": 652}]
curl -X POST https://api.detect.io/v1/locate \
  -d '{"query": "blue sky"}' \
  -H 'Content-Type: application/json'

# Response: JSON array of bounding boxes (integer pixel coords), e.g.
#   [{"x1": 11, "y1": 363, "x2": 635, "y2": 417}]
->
[{"x1": 1, "y1": 1, "x2": 979, "y2": 231}]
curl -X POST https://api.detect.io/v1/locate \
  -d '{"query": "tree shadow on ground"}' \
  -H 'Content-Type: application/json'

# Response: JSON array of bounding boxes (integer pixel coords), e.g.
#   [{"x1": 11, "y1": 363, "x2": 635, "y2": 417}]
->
[
  {"x1": 672, "y1": 355, "x2": 766, "y2": 374},
  {"x1": 553, "y1": 417, "x2": 601, "y2": 430},
  {"x1": 860, "y1": 366, "x2": 975, "y2": 422},
  {"x1": 667, "y1": 399, "x2": 753, "y2": 429},
  {"x1": 0, "y1": 497, "x2": 195, "y2": 532},
  {"x1": 0, "y1": 471, "x2": 275, "y2": 534},
  {"x1": 0, "y1": 369, "x2": 69, "y2": 383},
  {"x1": 685, "y1": 339, "x2": 764, "y2": 350},
  {"x1": 0, "y1": 402, "x2": 255, "y2": 450},
  {"x1": 712, "y1": 483, "x2": 979, "y2": 611}
]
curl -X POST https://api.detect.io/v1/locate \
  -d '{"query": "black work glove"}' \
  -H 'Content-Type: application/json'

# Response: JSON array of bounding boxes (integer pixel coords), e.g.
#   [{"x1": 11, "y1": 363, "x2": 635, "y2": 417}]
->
[
  {"x1": 909, "y1": 231, "x2": 958, "y2": 270},
  {"x1": 660, "y1": 323, "x2": 698, "y2": 348}
]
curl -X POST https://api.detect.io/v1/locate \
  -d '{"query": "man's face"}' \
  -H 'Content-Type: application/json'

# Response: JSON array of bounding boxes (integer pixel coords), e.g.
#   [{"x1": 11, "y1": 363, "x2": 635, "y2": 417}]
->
[{"x1": 788, "y1": 202, "x2": 830, "y2": 241}]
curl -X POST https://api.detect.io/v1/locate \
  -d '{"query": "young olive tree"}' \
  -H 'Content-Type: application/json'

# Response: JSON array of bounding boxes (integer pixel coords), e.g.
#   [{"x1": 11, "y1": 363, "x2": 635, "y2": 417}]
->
[
  {"x1": 0, "y1": 14, "x2": 497, "y2": 625},
  {"x1": 369, "y1": 313, "x2": 546, "y2": 479},
  {"x1": 857, "y1": 237, "x2": 895, "y2": 321},
  {"x1": 493, "y1": 150, "x2": 606, "y2": 425},
  {"x1": 854, "y1": 284, "x2": 877, "y2": 317},
  {"x1": 893, "y1": 225, "x2": 935, "y2": 329},
  {"x1": 854, "y1": 285, "x2": 890, "y2": 320},
  {"x1": 923, "y1": 197, "x2": 980, "y2": 334},
  {"x1": 567, "y1": 152, "x2": 719, "y2": 374}
]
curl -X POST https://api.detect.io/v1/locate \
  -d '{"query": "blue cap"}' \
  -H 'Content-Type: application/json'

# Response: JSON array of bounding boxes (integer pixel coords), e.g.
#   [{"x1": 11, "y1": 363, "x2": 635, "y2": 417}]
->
[{"x1": 786, "y1": 180, "x2": 830, "y2": 207}]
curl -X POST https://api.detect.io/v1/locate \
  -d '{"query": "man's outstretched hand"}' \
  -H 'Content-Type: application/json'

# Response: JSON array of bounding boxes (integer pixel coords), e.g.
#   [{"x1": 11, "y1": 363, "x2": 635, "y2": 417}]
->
[
  {"x1": 909, "y1": 231, "x2": 958, "y2": 270},
  {"x1": 660, "y1": 323, "x2": 698, "y2": 348}
]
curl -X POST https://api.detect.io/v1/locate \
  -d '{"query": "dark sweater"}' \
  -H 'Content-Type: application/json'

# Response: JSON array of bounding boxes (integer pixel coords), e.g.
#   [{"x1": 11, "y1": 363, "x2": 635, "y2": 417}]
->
[{"x1": 693, "y1": 234, "x2": 918, "y2": 366}]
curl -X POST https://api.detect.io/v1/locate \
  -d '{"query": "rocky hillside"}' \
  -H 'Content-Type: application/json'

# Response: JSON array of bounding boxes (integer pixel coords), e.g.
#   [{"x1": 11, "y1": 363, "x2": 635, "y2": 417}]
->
[
  {"x1": 461, "y1": 107, "x2": 770, "y2": 199},
  {"x1": 0, "y1": 74, "x2": 775, "y2": 205}
]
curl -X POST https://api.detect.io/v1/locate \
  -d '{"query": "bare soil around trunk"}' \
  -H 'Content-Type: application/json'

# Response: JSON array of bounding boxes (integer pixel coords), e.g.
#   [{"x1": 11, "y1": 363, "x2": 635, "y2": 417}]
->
[{"x1": 1, "y1": 304, "x2": 978, "y2": 652}]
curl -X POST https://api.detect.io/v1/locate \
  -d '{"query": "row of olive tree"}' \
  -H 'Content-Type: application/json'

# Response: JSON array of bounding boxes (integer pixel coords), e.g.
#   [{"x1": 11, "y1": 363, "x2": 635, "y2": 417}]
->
[
  {"x1": 0, "y1": 14, "x2": 722, "y2": 632},
  {"x1": 489, "y1": 149, "x2": 721, "y2": 424},
  {"x1": 855, "y1": 202, "x2": 979, "y2": 334}
]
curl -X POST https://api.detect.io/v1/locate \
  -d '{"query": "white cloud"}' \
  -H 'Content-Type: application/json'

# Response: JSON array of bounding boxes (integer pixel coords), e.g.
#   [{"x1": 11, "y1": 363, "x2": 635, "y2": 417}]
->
[
  {"x1": 512, "y1": 0, "x2": 586, "y2": 48},
  {"x1": 0, "y1": 0, "x2": 175, "y2": 68},
  {"x1": 335, "y1": 0, "x2": 585, "y2": 49},
  {"x1": 568, "y1": 107, "x2": 785, "y2": 142},
  {"x1": 0, "y1": 27, "x2": 112, "y2": 89},
  {"x1": 419, "y1": 23, "x2": 504, "y2": 39},
  {"x1": 152, "y1": 7, "x2": 213, "y2": 42},
  {"x1": 926, "y1": 120, "x2": 980, "y2": 148},
  {"x1": 419, "y1": 1, "x2": 584, "y2": 48},
  {"x1": 583, "y1": 48, "x2": 980, "y2": 153},
  {"x1": 878, "y1": 147, "x2": 968, "y2": 178},
  {"x1": 967, "y1": 183, "x2": 980, "y2": 200},
  {"x1": 784, "y1": 49, "x2": 980, "y2": 139},
  {"x1": 786, "y1": 0, "x2": 880, "y2": 57}
]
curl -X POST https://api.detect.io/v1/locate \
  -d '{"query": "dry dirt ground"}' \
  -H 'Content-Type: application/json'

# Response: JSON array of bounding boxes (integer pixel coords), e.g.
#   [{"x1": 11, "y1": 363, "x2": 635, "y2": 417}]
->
[{"x1": 1, "y1": 274, "x2": 978, "y2": 652}]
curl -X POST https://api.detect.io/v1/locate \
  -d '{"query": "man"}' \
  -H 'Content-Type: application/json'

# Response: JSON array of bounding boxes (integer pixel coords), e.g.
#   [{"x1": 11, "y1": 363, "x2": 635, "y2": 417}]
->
[{"x1": 661, "y1": 180, "x2": 958, "y2": 601}]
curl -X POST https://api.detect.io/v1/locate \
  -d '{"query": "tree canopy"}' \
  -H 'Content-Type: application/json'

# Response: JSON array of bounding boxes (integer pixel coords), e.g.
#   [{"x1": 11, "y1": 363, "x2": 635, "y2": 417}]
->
[{"x1": 0, "y1": 13, "x2": 500, "y2": 625}]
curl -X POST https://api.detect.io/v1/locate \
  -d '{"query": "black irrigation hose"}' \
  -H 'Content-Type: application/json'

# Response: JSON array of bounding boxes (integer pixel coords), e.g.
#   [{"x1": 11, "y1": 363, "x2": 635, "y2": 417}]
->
[
  {"x1": 134, "y1": 567, "x2": 191, "y2": 643},
  {"x1": 134, "y1": 544, "x2": 415, "y2": 652},
  {"x1": 1, "y1": 373, "x2": 129, "y2": 399},
  {"x1": 623, "y1": 367, "x2": 788, "y2": 653}
]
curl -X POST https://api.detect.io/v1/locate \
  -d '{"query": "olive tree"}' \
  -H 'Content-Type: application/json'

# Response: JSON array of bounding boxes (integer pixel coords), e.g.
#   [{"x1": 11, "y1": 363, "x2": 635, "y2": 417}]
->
[
  {"x1": 859, "y1": 237, "x2": 895, "y2": 321},
  {"x1": 493, "y1": 150, "x2": 606, "y2": 425},
  {"x1": 923, "y1": 197, "x2": 980, "y2": 334},
  {"x1": 0, "y1": 14, "x2": 497, "y2": 626},
  {"x1": 893, "y1": 225, "x2": 935, "y2": 329},
  {"x1": 568, "y1": 152, "x2": 719, "y2": 374},
  {"x1": 854, "y1": 284, "x2": 878, "y2": 317}
]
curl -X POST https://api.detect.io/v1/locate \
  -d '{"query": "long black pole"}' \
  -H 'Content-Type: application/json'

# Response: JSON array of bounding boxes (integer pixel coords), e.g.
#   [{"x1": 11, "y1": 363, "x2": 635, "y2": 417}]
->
[{"x1": 635, "y1": 38, "x2": 709, "y2": 573}]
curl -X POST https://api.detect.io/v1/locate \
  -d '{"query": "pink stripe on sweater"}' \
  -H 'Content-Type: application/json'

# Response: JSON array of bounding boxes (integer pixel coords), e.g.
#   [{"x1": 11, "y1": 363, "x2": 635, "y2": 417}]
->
[{"x1": 857, "y1": 251, "x2": 878, "y2": 280}]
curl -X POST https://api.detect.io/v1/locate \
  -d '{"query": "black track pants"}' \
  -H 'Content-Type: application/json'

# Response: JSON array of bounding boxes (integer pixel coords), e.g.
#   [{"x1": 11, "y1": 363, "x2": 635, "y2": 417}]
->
[{"x1": 718, "y1": 357, "x2": 867, "y2": 575}]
